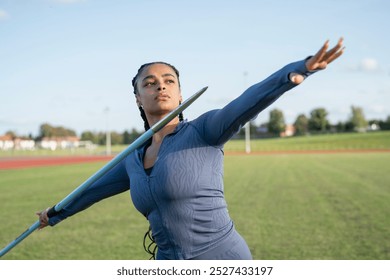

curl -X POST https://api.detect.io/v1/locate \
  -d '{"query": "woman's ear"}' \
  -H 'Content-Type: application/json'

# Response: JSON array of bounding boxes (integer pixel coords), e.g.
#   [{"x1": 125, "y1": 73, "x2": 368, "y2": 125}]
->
[{"x1": 135, "y1": 94, "x2": 142, "y2": 108}]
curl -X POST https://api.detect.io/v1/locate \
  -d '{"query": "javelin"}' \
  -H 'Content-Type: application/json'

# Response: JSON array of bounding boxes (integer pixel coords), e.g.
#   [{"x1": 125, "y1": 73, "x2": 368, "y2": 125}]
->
[{"x1": 0, "y1": 86, "x2": 207, "y2": 258}]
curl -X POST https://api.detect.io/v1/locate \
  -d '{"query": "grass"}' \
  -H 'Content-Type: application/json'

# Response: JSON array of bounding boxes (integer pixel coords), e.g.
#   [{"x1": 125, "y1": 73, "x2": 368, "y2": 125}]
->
[
  {"x1": 224, "y1": 153, "x2": 389, "y2": 259},
  {"x1": 1, "y1": 152, "x2": 389, "y2": 260},
  {"x1": 224, "y1": 131, "x2": 390, "y2": 152},
  {"x1": 0, "y1": 162, "x2": 147, "y2": 260}
]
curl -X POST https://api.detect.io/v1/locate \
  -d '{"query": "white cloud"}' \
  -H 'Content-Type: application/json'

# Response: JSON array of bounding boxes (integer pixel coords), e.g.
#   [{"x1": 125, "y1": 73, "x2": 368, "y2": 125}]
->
[
  {"x1": 0, "y1": 9, "x2": 9, "y2": 21},
  {"x1": 359, "y1": 58, "x2": 379, "y2": 72},
  {"x1": 346, "y1": 58, "x2": 381, "y2": 73}
]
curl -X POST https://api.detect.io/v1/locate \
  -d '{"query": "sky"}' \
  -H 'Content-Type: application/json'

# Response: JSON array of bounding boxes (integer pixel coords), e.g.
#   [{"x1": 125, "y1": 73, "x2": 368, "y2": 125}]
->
[{"x1": 1, "y1": 0, "x2": 389, "y2": 136}]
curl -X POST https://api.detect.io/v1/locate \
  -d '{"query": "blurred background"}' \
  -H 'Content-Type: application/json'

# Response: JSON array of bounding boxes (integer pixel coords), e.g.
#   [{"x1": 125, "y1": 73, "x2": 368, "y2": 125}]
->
[{"x1": 1, "y1": 0, "x2": 389, "y2": 143}]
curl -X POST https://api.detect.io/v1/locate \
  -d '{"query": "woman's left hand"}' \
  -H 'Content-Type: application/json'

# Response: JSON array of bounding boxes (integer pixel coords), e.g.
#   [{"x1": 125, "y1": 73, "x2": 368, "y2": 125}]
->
[
  {"x1": 306, "y1": 37, "x2": 345, "y2": 71},
  {"x1": 290, "y1": 37, "x2": 345, "y2": 84}
]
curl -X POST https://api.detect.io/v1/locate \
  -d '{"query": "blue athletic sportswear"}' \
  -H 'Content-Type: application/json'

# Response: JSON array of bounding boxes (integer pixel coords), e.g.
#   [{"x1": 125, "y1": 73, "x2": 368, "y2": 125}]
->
[{"x1": 48, "y1": 59, "x2": 315, "y2": 259}]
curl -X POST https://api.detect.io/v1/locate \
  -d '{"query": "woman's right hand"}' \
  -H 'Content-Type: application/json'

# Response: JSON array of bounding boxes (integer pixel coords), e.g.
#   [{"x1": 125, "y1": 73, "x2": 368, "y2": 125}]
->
[{"x1": 36, "y1": 207, "x2": 50, "y2": 229}]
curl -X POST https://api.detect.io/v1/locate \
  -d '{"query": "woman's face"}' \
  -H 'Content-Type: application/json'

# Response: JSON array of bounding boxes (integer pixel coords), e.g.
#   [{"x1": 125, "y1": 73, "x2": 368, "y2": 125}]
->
[{"x1": 135, "y1": 63, "x2": 182, "y2": 118}]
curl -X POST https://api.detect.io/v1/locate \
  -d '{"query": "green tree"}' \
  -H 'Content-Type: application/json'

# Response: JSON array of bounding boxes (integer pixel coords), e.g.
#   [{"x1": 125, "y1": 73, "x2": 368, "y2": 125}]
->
[
  {"x1": 293, "y1": 114, "x2": 309, "y2": 135},
  {"x1": 110, "y1": 132, "x2": 123, "y2": 145},
  {"x1": 123, "y1": 130, "x2": 131, "y2": 144},
  {"x1": 39, "y1": 123, "x2": 54, "y2": 138},
  {"x1": 38, "y1": 123, "x2": 76, "y2": 139},
  {"x1": 97, "y1": 132, "x2": 106, "y2": 145},
  {"x1": 123, "y1": 129, "x2": 142, "y2": 144},
  {"x1": 378, "y1": 116, "x2": 390, "y2": 130},
  {"x1": 81, "y1": 131, "x2": 99, "y2": 143},
  {"x1": 267, "y1": 109, "x2": 286, "y2": 136},
  {"x1": 5, "y1": 130, "x2": 17, "y2": 139},
  {"x1": 349, "y1": 106, "x2": 367, "y2": 132},
  {"x1": 308, "y1": 108, "x2": 329, "y2": 132}
]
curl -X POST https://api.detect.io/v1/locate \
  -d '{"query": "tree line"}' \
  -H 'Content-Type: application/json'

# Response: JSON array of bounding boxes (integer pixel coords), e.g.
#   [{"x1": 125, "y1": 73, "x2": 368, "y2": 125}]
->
[
  {"x1": 2, "y1": 123, "x2": 143, "y2": 146},
  {"x1": 36, "y1": 124, "x2": 143, "y2": 145},
  {"x1": 4, "y1": 106, "x2": 390, "y2": 145},
  {"x1": 238, "y1": 105, "x2": 389, "y2": 138}
]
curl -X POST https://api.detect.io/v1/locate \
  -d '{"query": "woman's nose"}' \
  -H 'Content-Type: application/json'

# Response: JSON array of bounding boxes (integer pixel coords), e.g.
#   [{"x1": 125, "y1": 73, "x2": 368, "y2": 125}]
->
[{"x1": 157, "y1": 84, "x2": 166, "y2": 91}]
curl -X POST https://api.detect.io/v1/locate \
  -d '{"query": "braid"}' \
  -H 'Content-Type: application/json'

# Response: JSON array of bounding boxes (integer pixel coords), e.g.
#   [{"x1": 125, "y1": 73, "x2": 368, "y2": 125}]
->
[
  {"x1": 179, "y1": 101, "x2": 184, "y2": 122},
  {"x1": 139, "y1": 106, "x2": 150, "y2": 131},
  {"x1": 132, "y1": 62, "x2": 183, "y2": 131}
]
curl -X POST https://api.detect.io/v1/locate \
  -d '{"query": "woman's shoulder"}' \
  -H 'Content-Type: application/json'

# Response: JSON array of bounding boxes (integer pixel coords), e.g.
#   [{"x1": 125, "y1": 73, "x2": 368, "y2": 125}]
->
[{"x1": 187, "y1": 109, "x2": 219, "y2": 127}]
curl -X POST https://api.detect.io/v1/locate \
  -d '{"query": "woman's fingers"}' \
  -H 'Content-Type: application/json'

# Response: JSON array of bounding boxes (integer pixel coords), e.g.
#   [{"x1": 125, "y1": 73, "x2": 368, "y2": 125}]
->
[
  {"x1": 36, "y1": 208, "x2": 50, "y2": 229},
  {"x1": 326, "y1": 46, "x2": 345, "y2": 64},
  {"x1": 307, "y1": 38, "x2": 345, "y2": 71},
  {"x1": 323, "y1": 37, "x2": 344, "y2": 63}
]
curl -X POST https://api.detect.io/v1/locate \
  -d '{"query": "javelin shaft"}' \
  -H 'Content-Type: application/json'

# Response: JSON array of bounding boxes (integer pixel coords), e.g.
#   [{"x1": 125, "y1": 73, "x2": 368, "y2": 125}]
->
[{"x1": 0, "y1": 86, "x2": 207, "y2": 258}]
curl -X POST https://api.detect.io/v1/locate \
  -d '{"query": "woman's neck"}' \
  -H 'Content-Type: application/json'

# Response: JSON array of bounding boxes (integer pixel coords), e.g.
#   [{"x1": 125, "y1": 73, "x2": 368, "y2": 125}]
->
[{"x1": 151, "y1": 119, "x2": 179, "y2": 144}]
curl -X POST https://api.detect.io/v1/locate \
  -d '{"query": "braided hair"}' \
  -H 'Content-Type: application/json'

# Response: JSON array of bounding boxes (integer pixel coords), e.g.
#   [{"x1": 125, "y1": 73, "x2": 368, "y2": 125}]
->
[{"x1": 132, "y1": 62, "x2": 184, "y2": 131}]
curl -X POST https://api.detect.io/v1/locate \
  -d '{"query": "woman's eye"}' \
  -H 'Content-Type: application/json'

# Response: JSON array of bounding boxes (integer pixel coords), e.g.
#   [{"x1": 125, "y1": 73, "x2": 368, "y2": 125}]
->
[
  {"x1": 144, "y1": 81, "x2": 155, "y2": 87},
  {"x1": 166, "y1": 79, "x2": 175, "y2": 84}
]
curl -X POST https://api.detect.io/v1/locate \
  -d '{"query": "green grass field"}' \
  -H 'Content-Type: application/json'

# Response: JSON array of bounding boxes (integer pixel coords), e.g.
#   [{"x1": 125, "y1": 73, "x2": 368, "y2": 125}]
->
[
  {"x1": 224, "y1": 131, "x2": 390, "y2": 152},
  {"x1": 0, "y1": 132, "x2": 389, "y2": 259}
]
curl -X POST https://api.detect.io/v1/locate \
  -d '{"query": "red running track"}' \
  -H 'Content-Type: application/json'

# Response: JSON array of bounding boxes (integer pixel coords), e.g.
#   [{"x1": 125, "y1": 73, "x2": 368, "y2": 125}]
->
[
  {"x1": 1, "y1": 149, "x2": 388, "y2": 170},
  {"x1": 0, "y1": 156, "x2": 114, "y2": 170}
]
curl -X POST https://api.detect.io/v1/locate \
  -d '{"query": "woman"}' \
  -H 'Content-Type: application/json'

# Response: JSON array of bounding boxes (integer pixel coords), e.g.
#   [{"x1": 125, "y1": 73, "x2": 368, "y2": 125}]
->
[{"x1": 37, "y1": 38, "x2": 344, "y2": 259}]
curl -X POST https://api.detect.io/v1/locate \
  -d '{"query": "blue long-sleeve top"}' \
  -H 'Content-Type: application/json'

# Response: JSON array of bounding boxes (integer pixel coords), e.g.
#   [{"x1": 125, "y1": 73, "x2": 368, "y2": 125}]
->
[{"x1": 49, "y1": 59, "x2": 315, "y2": 259}]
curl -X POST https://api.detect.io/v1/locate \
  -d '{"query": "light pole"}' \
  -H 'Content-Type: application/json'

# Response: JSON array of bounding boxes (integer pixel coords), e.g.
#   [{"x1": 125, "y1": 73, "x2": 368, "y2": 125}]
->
[
  {"x1": 104, "y1": 107, "x2": 111, "y2": 156},
  {"x1": 243, "y1": 71, "x2": 251, "y2": 154}
]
